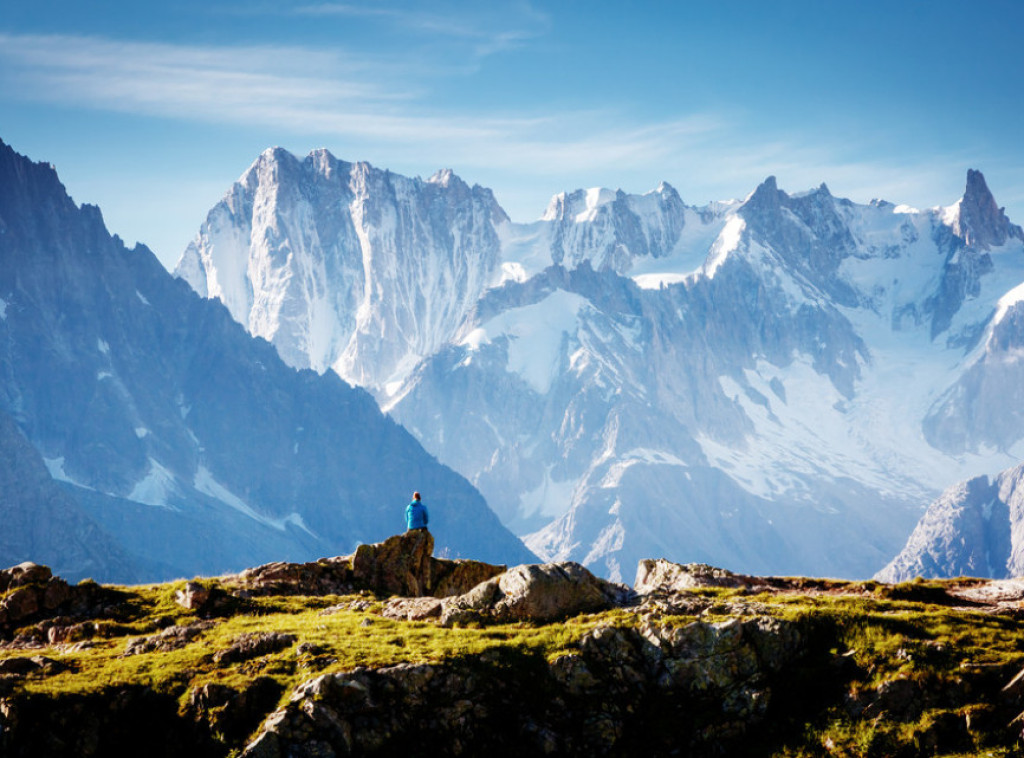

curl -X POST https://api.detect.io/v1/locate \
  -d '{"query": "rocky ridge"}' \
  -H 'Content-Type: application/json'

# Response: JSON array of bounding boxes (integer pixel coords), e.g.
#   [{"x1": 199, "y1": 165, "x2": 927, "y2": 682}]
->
[{"x1": 3, "y1": 536, "x2": 1024, "y2": 756}]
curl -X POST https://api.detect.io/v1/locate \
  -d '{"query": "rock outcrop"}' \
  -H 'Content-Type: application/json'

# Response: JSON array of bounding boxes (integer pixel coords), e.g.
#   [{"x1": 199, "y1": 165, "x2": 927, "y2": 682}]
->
[
  {"x1": 234, "y1": 531, "x2": 505, "y2": 600},
  {"x1": 439, "y1": 561, "x2": 627, "y2": 626},
  {"x1": 122, "y1": 622, "x2": 217, "y2": 657},
  {"x1": 0, "y1": 563, "x2": 98, "y2": 638},
  {"x1": 381, "y1": 560, "x2": 628, "y2": 626}
]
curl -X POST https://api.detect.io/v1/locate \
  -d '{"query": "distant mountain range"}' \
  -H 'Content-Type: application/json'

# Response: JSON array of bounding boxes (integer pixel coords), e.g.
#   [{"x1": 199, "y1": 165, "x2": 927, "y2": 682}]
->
[
  {"x1": 0, "y1": 139, "x2": 535, "y2": 582},
  {"x1": 177, "y1": 147, "x2": 1024, "y2": 581}
]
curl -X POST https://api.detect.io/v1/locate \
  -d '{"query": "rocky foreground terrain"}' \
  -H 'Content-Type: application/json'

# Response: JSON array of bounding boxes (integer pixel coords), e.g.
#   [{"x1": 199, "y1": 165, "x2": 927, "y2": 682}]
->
[{"x1": 2, "y1": 533, "x2": 1024, "y2": 757}]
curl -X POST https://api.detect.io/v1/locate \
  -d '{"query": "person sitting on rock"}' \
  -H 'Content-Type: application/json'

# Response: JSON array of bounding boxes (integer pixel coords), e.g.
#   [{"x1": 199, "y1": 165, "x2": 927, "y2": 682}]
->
[{"x1": 405, "y1": 491, "x2": 429, "y2": 533}]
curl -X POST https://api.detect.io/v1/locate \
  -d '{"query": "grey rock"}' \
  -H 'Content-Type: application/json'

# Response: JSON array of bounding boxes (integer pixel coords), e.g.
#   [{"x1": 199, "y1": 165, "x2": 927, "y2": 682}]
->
[
  {"x1": 439, "y1": 561, "x2": 619, "y2": 626},
  {"x1": 123, "y1": 621, "x2": 216, "y2": 656},
  {"x1": 635, "y1": 559, "x2": 764, "y2": 594},
  {"x1": 175, "y1": 581, "x2": 210, "y2": 611},
  {"x1": 235, "y1": 532, "x2": 505, "y2": 600},
  {"x1": 213, "y1": 632, "x2": 297, "y2": 665}
]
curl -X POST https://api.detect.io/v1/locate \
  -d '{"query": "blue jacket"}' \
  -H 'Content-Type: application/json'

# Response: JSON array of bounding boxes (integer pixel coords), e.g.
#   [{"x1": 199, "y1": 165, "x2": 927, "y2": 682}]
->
[{"x1": 405, "y1": 500, "x2": 429, "y2": 530}]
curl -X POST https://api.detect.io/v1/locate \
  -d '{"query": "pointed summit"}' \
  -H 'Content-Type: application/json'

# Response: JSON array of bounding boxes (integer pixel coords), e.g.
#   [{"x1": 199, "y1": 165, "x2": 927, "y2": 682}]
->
[
  {"x1": 951, "y1": 169, "x2": 1023, "y2": 249},
  {"x1": 653, "y1": 181, "x2": 683, "y2": 204},
  {"x1": 427, "y1": 168, "x2": 471, "y2": 194},
  {"x1": 740, "y1": 175, "x2": 786, "y2": 219},
  {"x1": 428, "y1": 168, "x2": 455, "y2": 186}
]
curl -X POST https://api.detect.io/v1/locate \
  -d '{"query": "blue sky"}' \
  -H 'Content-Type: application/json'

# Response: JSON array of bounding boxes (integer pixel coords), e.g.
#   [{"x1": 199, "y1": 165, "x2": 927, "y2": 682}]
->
[{"x1": 3, "y1": 0, "x2": 1023, "y2": 269}]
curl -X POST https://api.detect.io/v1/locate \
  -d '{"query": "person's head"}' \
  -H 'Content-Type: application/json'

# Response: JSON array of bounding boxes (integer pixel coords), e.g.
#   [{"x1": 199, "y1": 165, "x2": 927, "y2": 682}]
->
[{"x1": 413, "y1": 491, "x2": 421, "y2": 501}]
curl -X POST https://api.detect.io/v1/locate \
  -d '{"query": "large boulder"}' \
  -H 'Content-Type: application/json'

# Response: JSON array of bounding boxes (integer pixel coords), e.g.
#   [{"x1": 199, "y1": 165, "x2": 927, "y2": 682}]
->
[
  {"x1": 430, "y1": 558, "x2": 505, "y2": 598},
  {"x1": 441, "y1": 562, "x2": 623, "y2": 626},
  {"x1": 0, "y1": 562, "x2": 53, "y2": 592},
  {"x1": 352, "y1": 531, "x2": 435, "y2": 597}
]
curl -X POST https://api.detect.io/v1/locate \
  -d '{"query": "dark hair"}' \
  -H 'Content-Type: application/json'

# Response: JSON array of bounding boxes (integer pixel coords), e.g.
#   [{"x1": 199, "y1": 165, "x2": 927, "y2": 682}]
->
[{"x1": 413, "y1": 492, "x2": 421, "y2": 500}]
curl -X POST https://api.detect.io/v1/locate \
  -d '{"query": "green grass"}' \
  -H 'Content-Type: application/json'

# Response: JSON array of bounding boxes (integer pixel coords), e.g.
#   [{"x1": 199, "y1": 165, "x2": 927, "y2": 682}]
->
[
  {"x1": 1, "y1": 583, "x2": 625, "y2": 710},
  {"x1": 4, "y1": 576, "x2": 1024, "y2": 755}
]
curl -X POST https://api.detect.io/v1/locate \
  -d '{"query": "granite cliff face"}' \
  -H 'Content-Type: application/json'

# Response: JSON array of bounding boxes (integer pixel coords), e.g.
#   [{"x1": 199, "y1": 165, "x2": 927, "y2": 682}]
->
[
  {"x1": 179, "y1": 147, "x2": 1024, "y2": 581},
  {"x1": 176, "y1": 149, "x2": 508, "y2": 387},
  {"x1": 0, "y1": 140, "x2": 534, "y2": 581}
]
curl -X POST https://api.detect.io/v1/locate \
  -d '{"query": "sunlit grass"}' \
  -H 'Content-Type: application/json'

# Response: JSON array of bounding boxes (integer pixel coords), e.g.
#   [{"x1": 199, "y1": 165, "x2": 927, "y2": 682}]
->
[
  {"x1": 0, "y1": 582, "x2": 629, "y2": 708},
  {"x1": 3, "y1": 574, "x2": 1024, "y2": 755}
]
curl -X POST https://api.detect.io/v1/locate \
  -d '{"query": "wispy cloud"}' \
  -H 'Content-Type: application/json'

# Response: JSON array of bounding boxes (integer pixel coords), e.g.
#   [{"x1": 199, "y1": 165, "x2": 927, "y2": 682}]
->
[
  {"x1": 0, "y1": 32, "x2": 415, "y2": 109},
  {"x1": 293, "y1": 1, "x2": 549, "y2": 56},
  {"x1": 0, "y1": 31, "x2": 721, "y2": 165},
  {"x1": 0, "y1": 29, "x2": 1013, "y2": 223}
]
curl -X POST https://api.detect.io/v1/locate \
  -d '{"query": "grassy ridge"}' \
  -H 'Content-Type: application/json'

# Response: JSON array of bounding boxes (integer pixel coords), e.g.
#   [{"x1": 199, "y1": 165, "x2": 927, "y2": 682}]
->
[{"x1": 2, "y1": 575, "x2": 1024, "y2": 756}]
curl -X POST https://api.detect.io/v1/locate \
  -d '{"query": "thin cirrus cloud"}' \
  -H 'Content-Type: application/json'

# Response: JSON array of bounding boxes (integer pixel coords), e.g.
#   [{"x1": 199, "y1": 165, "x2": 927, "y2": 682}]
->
[
  {"x1": 0, "y1": 31, "x2": 726, "y2": 172},
  {"x1": 292, "y1": 2, "x2": 549, "y2": 52},
  {"x1": 0, "y1": 30, "x2": 998, "y2": 220},
  {"x1": 0, "y1": 32, "x2": 413, "y2": 113}
]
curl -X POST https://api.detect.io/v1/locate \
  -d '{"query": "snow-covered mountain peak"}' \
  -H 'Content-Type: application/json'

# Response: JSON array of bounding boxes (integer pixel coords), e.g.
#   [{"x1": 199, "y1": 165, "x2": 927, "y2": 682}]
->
[
  {"x1": 428, "y1": 168, "x2": 460, "y2": 188},
  {"x1": 792, "y1": 182, "x2": 833, "y2": 201},
  {"x1": 305, "y1": 147, "x2": 347, "y2": 178},
  {"x1": 176, "y1": 146, "x2": 508, "y2": 389},
  {"x1": 541, "y1": 187, "x2": 619, "y2": 223},
  {"x1": 177, "y1": 155, "x2": 1024, "y2": 582},
  {"x1": 253, "y1": 145, "x2": 301, "y2": 172},
  {"x1": 653, "y1": 180, "x2": 679, "y2": 198}
]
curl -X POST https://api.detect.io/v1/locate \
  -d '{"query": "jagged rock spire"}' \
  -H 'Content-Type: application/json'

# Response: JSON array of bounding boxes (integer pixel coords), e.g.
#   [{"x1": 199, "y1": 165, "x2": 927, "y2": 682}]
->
[{"x1": 953, "y1": 169, "x2": 1023, "y2": 249}]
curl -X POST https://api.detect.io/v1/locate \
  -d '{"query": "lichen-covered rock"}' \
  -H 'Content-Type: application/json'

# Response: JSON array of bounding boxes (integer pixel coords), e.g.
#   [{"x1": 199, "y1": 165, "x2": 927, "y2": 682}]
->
[
  {"x1": 234, "y1": 556, "x2": 354, "y2": 596},
  {"x1": 0, "y1": 563, "x2": 112, "y2": 640},
  {"x1": 381, "y1": 596, "x2": 444, "y2": 621}
]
